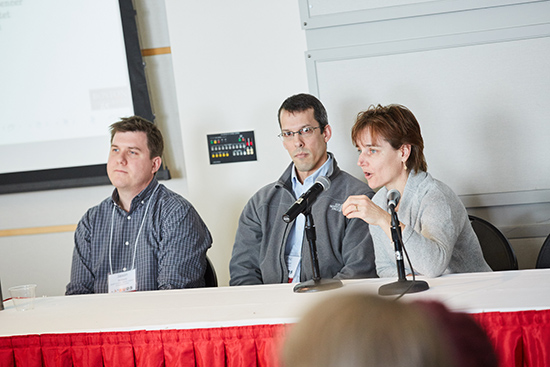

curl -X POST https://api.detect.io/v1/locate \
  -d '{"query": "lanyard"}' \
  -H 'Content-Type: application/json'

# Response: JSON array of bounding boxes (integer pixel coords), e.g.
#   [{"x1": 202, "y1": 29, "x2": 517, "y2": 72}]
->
[{"x1": 108, "y1": 184, "x2": 160, "y2": 275}]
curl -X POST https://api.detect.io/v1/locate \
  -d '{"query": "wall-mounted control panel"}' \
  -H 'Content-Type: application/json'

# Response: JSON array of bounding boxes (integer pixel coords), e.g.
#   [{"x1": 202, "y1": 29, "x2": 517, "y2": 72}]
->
[{"x1": 207, "y1": 130, "x2": 257, "y2": 165}]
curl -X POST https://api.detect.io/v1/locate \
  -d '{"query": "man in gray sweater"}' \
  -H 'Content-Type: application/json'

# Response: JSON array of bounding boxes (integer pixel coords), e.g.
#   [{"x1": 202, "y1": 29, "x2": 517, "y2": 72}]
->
[{"x1": 229, "y1": 94, "x2": 377, "y2": 285}]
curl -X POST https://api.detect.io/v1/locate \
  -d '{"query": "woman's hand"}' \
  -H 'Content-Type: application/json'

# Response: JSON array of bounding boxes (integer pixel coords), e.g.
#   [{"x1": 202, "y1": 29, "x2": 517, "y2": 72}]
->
[
  {"x1": 343, "y1": 195, "x2": 405, "y2": 240},
  {"x1": 342, "y1": 195, "x2": 391, "y2": 229}
]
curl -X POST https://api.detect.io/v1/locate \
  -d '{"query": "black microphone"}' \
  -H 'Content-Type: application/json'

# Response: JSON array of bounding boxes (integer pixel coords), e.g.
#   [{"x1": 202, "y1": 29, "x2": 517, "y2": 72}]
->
[
  {"x1": 282, "y1": 176, "x2": 331, "y2": 223},
  {"x1": 387, "y1": 189, "x2": 401, "y2": 212},
  {"x1": 379, "y1": 187, "x2": 429, "y2": 296}
]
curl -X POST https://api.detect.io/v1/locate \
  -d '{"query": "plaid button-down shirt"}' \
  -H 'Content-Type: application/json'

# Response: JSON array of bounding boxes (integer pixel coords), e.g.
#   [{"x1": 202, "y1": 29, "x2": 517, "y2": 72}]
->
[{"x1": 66, "y1": 178, "x2": 212, "y2": 294}]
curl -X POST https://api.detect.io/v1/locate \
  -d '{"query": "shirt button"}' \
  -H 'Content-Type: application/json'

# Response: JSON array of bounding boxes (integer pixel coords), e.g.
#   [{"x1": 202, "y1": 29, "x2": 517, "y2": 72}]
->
[
  {"x1": 127, "y1": 216, "x2": 131, "y2": 220},
  {"x1": 125, "y1": 241, "x2": 129, "y2": 246},
  {"x1": 123, "y1": 267, "x2": 127, "y2": 271}
]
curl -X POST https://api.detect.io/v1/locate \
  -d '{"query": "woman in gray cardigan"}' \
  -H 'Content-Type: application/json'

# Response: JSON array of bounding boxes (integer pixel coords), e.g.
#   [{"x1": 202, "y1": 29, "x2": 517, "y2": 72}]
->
[{"x1": 342, "y1": 104, "x2": 491, "y2": 278}]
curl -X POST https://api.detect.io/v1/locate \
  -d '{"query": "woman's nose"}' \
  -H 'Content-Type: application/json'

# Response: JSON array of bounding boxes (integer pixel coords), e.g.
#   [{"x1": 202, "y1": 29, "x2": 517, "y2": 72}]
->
[{"x1": 357, "y1": 153, "x2": 367, "y2": 167}]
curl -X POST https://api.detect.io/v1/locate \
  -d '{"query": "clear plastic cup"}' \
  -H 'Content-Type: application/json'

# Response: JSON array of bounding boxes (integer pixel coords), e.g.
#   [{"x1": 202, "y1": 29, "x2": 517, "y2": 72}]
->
[{"x1": 9, "y1": 284, "x2": 37, "y2": 311}]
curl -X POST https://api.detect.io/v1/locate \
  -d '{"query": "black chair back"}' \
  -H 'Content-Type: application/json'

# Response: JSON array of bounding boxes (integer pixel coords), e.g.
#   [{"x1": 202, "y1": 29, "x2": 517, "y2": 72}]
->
[
  {"x1": 469, "y1": 215, "x2": 518, "y2": 271},
  {"x1": 205, "y1": 256, "x2": 218, "y2": 287},
  {"x1": 535, "y1": 234, "x2": 550, "y2": 268}
]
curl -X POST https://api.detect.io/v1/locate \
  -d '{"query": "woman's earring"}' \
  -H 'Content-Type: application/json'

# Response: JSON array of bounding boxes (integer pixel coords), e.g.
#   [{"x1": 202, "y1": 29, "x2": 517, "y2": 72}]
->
[{"x1": 403, "y1": 162, "x2": 408, "y2": 171}]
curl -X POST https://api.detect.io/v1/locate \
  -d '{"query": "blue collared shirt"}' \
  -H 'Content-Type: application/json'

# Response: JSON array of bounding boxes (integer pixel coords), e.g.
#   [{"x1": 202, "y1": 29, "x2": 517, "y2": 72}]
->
[{"x1": 285, "y1": 154, "x2": 332, "y2": 282}]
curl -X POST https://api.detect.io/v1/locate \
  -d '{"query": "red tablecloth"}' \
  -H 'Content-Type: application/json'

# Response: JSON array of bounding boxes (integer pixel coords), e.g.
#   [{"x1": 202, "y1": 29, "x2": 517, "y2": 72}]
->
[
  {"x1": 0, "y1": 324, "x2": 287, "y2": 367},
  {"x1": 1, "y1": 309, "x2": 549, "y2": 367},
  {"x1": 473, "y1": 309, "x2": 550, "y2": 367}
]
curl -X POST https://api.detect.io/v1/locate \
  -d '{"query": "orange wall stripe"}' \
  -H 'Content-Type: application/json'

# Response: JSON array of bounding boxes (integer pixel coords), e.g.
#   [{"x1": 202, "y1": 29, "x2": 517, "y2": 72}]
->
[
  {"x1": 0, "y1": 225, "x2": 77, "y2": 238},
  {"x1": 141, "y1": 47, "x2": 171, "y2": 57}
]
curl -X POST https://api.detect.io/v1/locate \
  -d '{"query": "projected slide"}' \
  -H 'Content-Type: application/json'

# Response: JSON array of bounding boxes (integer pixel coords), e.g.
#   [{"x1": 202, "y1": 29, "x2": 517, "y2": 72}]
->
[{"x1": 0, "y1": 0, "x2": 135, "y2": 174}]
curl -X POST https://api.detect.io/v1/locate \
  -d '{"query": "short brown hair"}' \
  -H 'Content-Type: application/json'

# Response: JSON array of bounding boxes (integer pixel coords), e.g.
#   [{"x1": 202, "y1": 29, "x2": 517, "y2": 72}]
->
[
  {"x1": 109, "y1": 116, "x2": 164, "y2": 159},
  {"x1": 351, "y1": 104, "x2": 427, "y2": 172}
]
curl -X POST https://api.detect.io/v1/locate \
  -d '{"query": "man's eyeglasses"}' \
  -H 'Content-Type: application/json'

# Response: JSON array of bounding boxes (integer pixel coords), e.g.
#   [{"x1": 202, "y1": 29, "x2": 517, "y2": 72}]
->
[{"x1": 278, "y1": 126, "x2": 320, "y2": 140}]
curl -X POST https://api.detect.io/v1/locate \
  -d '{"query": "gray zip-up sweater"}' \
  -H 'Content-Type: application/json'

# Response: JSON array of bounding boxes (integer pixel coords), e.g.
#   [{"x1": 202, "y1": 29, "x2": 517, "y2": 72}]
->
[
  {"x1": 372, "y1": 170, "x2": 492, "y2": 278},
  {"x1": 229, "y1": 155, "x2": 377, "y2": 285}
]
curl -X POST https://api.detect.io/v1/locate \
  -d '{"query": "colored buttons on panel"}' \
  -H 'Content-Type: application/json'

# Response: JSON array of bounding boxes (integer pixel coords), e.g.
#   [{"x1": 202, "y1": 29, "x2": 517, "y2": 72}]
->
[{"x1": 207, "y1": 130, "x2": 257, "y2": 165}]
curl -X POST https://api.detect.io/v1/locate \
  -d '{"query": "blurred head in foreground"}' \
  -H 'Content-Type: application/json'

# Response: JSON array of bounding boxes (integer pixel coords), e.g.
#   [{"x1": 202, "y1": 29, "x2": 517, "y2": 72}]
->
[{"x1": 283, "y1": 293, "x2": 497, "y2": 367}]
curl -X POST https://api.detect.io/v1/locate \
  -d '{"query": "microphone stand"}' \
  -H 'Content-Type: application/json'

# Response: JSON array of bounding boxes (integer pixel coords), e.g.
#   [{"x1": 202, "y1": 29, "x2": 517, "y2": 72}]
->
[
  {"x1": 293, "y1": 207, "x2": 343, "y2": 293},
  {"x1": 378, "y1": 208, "x2": 429, "y2": 296}
]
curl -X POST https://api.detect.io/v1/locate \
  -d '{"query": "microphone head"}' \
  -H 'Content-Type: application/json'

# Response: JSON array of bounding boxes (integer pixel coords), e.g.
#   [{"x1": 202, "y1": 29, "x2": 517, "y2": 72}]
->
[
  {"x1": 316, "y1": 176, "x2": 331, "y2": 191},
  {"x1": 387, "y1": 189, "x2": 401, "y2": 208}
]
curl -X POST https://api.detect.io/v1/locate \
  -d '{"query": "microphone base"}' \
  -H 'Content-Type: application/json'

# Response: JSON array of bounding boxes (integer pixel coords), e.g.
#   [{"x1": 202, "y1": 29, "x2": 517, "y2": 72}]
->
[
  {"x1": 378, "y1": 279, "x2": 429, "y2": 296},
  {"x1": 293, "y1": 278, "x2": 343, "y2": 293}
]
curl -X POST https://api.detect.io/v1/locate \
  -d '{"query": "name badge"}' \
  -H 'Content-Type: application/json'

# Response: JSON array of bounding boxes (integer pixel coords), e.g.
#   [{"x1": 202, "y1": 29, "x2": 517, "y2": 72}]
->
[
  {"x1": 286, "y1": 255, "x2": 301, "y2": 283},
  {"x1": 108, "y1": 269, "x2": 136, "y2": 293}
]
